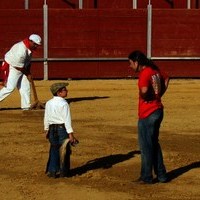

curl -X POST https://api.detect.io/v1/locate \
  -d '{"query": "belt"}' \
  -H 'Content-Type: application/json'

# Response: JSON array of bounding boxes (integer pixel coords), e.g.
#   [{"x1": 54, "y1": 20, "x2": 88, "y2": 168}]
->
[
  {"x1": 49, "y1": 124, "x2": 65, "y2": 138},
  {"x1": 49, "y1": 124, "x2": 65, "y2": 129},
  {"x1": 14, "y1": 67, "x2": 24, "y2": 71}
]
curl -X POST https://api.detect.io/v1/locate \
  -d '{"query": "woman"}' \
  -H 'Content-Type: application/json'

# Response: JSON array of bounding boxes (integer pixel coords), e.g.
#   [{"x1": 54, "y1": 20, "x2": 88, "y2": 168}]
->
[{"x1": 128, "y1": 50, "x2": 169, "y2": 184}]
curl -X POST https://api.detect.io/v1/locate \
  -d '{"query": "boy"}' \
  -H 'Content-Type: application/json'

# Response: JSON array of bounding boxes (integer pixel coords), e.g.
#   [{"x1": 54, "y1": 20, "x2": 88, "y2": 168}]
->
[{"x1": 44, "y1": 82, "x2": 78, "y2": 178}]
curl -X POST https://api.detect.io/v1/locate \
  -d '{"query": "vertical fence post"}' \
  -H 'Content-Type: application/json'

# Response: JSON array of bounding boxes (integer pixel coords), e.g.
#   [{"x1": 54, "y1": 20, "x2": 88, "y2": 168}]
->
[
  {"x1": 187, "y1": 0, "x2": 191, "y2": 9},
  {"x1": 133, "y1": 0, "x2": 137, "y2": 9},
  {"x1": 147, "y1": 0, "x2": 152, "y2": 58},
  {"x1": 43, "y1": 0, "x2": 48, "y2": 80},
  {"x1": 79, "y1": 0, "x2": 83, "y2": 9},
  {"x1": 25, "y1": 0, "x2": 29, "y2": 9}
]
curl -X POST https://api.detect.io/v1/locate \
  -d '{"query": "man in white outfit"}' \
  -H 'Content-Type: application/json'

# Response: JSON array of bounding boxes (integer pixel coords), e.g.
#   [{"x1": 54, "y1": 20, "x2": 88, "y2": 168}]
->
[{"x1": 0, "y1": 34, "x2": 42, "y2": 110}]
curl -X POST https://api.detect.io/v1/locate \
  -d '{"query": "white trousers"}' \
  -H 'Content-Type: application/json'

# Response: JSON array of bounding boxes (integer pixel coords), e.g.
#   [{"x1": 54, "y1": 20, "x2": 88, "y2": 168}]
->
[{"x1": 0, "y1": 66, "x2": 31, "y2": 109}]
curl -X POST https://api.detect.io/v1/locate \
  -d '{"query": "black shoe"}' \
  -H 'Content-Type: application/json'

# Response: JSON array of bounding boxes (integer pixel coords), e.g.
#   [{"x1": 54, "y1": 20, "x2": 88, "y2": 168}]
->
[
  {"x1": 157, "y1": 175, "x2": 169, "y2": 183},
  {"x1": 47, "y1": 172, "x2": 57, "y2": 178},
  {"x1": 133, "y1": 177, "x2": 153, "y2": 184},
  {"x1": 158, "y1": 177, "x2": 169, "y2": 183},
  {"x1": 60, "y1": 172, "x2": 71, "y2": 178}
]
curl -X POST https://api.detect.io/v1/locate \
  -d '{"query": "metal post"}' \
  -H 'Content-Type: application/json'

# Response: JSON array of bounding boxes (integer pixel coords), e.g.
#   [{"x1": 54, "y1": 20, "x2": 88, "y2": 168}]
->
[
  {"x1": 43, "y1": 1, "x2": 48, "y2": 80},
  {"x1": 25, "y1": 0, "x2": 29, "y2": 9},
  {"x1": 147, "y1": 0, "x2": 152, "y2": 58},
  {"x1": 133, "y1": 0, "x2": 137, "y2": 9},
  {"x1": 187, "y1": 0, "x2": 191, "y2": 9},
  {"x1": 79, "y1": 0, "x2": 83, "y2": 9}
]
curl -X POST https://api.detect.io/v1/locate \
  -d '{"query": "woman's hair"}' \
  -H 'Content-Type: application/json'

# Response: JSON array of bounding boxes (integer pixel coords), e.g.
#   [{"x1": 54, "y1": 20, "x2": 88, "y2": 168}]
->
[{"x1": 128, "y1": 50, "x2": 159, "y2": 70}]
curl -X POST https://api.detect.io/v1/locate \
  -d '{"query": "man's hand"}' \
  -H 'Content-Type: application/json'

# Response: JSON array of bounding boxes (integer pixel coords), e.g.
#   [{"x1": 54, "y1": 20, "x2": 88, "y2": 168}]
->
[{"x1": 26, "y1": 74, "x2": 32, "y2": 82}]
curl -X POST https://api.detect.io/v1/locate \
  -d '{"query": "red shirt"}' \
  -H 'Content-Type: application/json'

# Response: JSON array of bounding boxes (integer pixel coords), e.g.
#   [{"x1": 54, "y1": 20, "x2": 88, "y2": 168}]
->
[{"x1": 138, "y1": 67, "x2": 167, "y2": 119}]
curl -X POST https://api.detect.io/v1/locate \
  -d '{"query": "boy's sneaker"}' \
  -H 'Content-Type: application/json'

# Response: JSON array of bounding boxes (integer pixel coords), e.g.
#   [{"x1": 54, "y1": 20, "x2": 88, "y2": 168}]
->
[{"x1": 47, "y1": 172, "x2": 57, "y2": 178}]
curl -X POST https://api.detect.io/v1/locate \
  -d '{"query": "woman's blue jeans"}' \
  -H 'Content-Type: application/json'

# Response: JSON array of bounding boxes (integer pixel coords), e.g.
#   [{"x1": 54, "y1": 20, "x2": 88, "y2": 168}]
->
[
  {"x1": 138, "y1": 109, "x2": 167, "y2": 183},
  {"x1": 46, "y1": 124, "x2": 71, "y2": 175}
]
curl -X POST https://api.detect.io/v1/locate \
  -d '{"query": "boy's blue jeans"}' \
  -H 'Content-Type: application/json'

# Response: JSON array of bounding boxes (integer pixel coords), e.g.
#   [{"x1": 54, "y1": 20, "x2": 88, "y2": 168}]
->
[
  {"x1": 46, "y1": 124, "x2": 71, "y2": 175},
  {"x1": 138, "y1": 108, "x2": 167, "y2": 183}
]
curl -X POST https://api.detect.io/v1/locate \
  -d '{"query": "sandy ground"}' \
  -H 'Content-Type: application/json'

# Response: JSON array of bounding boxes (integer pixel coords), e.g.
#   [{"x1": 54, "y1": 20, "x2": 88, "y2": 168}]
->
[{"x1": 0, "y1": 79, "x2": 199, "y2": 200}]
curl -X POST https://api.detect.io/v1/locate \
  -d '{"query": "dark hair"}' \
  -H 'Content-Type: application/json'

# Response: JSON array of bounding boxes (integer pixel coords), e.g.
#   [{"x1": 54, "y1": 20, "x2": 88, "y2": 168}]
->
[{"x1": 128, "y1": 50, "x2": 159, "y2": 70}]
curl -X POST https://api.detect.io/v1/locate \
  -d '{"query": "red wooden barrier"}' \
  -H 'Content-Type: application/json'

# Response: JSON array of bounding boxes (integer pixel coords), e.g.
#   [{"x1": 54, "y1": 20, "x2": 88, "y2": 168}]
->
[
  {"x1": 0, "y1": 0, "x2": 198, "y2": 9},
  {"x1": 1, "y1": 8, "x2": 200, "y2": 79},
  {"x1": 152, "y1": 10, "x2": 200, "y2": 57},
  {"x1": 48, "y1": 9, "x2": 147, "y2": 58}
]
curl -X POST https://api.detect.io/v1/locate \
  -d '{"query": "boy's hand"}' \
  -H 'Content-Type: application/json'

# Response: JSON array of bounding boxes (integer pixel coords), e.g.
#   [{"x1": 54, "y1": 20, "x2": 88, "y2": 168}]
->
[{"x1": 69, "y1": 133, "x2": 79, "y2": 146}]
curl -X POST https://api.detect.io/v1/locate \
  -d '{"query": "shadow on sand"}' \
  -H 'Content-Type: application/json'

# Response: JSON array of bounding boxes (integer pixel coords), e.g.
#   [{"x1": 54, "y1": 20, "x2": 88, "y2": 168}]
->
[
  {"x1": 71, "y1": 152, "x2": 200, "y2": 181},
  {"x1": 0, "y1": 107, "x2": 21, "y2": 111},
  {"x1": 66, "y1": 96, "x2": 109, "y2": 104},
  {"x1": 0, "y1": 96, "x2": 109, "y2": 110},
  {"x1": 70, "y1": 150, "x2": 140, "y2": 176},
  {"x1": 167, "y1": 161, "x2": 200, "y2": 181}
]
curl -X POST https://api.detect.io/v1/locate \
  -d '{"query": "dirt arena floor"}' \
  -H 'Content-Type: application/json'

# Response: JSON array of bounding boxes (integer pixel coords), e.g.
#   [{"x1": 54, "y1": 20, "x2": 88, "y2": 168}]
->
[{"x1": 0, "y1": 79, "x2": 199, "y2": 200}]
